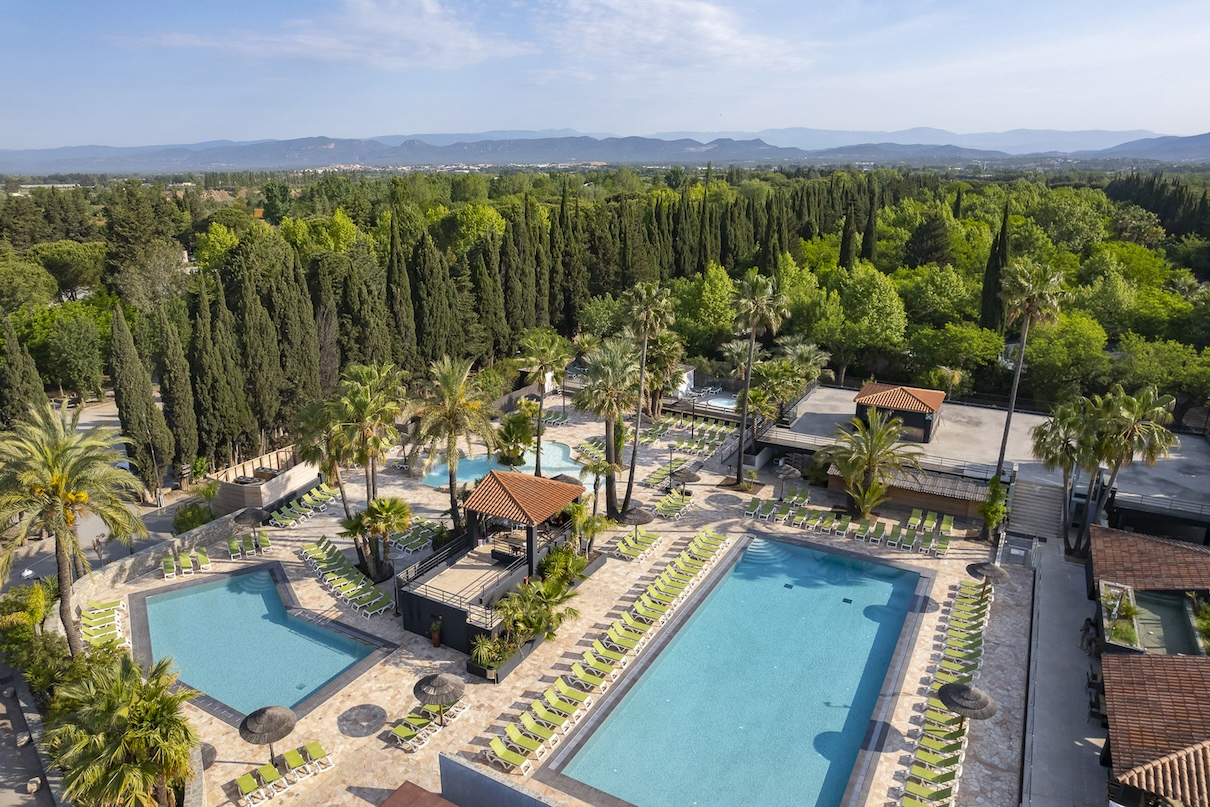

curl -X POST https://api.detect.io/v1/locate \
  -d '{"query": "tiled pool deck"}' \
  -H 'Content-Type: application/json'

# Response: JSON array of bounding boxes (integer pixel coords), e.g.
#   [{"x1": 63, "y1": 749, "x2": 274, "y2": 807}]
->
[{"x1": 94, "y1": 400, "x2": 1031, "y2": 806}]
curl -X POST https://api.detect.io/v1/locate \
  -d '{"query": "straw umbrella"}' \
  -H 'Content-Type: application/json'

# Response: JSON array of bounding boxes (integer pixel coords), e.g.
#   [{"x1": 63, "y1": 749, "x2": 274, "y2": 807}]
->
[
  {"x1": 775, "y1": 464, "x2": 801, "y2": 501},
  {"x1": 969, "y1": 560, "x2": 1011, "y2": 598},
  {"x1": 414, "y1": 673, "x2": 465, "y2": 726},
  {"x1": 935, "y1": 682, "x2": 997, "y2": 730},
  {"x1": 239, "y1": 706, "x2": 297, "y2": 766},
  {"x1": 671, "y1": 467, "x2": 700, "y2": 496},
  {"x1": 619, "y1": 507, "x2": 654, "y2": 542}
]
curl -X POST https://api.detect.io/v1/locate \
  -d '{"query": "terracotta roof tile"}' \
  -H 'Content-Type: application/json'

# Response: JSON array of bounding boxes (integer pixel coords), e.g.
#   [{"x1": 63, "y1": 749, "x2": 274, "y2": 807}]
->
[
  {"x1": 1105, "y1": 655, "x2": 1210, "y2": 807},
  {"x1": 853, "y1": 382, "x2": 946, "y2": 414},
  {"x1": 1091, "y1": 526, "x2": 1210, "y2": 591},
  {"x1": 462, "y1": 470, "x2": 584, "y2": 525}
]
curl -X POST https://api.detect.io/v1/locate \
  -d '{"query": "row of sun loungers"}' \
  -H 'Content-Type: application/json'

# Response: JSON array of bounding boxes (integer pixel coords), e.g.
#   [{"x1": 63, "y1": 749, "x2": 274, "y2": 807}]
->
[
  {"x1": 388, "y1": 519, "x2": 440, "y2": 555},
  {"x1": 483, "y1": 530, "x2": 733, "y2": 775},
  {"x1": 609, "y1": 526, "x2": 663, "y2": 561},
  {"x1": 575, "y1": 438, "x2": 607, "y2": 463},
  {"x1": 666, "y1": 413, "x2": 737, "y2": 436},
  {"x1": 80, "y1": 598, "x2": 129, "y2": 649},
  {"x1": 671, "y1": 434, "x2": 727, "y2": 455},
  {"x1": 541, "y1": 409, "x2": 571, "y2": 426},
  {"x1": 907, "y1": 509, "x2": 958, "y2": 537},
  {"x1": 389, "y1": 698, "x2": 469, "y2": 752},
  {"x1": 268, "y1": 484, "x2": 342, "y2": 528},
  {"x1": 166, "y1": 531, "x2": 277, "y2": 580},
  {"x1": 743, "y1": 499, "x2": 954, "y2": 557},
  {"x1": 640, "y1": 457, "x2": 688, "y2": 487},
  {"x1": 235, "y1": 741, "x2": 333, "y2": 804},
  {"x1": 655, "y1": 491, "x2": 693, "y2": 520},
  {"x1": 894, "y1": 582, "x2": 995, "y2": 807},
  {"x1": 298, "y1": 537, "x2": 391, "y2": 617}
]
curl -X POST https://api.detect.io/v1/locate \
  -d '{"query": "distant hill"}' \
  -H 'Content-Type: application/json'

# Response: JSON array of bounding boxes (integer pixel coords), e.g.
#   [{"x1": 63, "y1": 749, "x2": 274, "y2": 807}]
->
[{"x1": 2, "y1": 129, "x2": 1208, "y2": 174}]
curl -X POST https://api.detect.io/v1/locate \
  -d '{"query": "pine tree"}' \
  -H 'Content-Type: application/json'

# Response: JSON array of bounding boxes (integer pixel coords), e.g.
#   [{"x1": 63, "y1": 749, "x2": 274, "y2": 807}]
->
[
  {"x1": 905, "y1": 210, "x2": 954, "y2": 268},
  {"x1": 0, "y1": 315, "x2": 47, "y2": 428},
  {"x1": 980, "y1": 202, "x2": 1011, "y2": 331},
  {"x1": 385, "y1": 206, "x2": 419, "y2": 373},
  {"x1": 266, "y1": 250, "x2": 321, "y2": 431},
  {"x1": 234, "y1": 267, "x2": 283, "y2": 452},
  {"x1": 110, "y1": 305, "x2": 174, "y2": 497},
  {"x1": 156, "y1": 308, "x2": 197, "y2": 473},
  {"x1": 839, "y1": 205, "x2": 859, "y2": 269},
  {"x1": 411, "y1": 232, "x2": 459, "y2": 365}
]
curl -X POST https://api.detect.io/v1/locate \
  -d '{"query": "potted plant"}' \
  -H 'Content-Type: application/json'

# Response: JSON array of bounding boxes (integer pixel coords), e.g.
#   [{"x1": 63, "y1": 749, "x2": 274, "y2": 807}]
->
[{"x1": 430, "y1": 618, "x2": 443, "y2": 648}]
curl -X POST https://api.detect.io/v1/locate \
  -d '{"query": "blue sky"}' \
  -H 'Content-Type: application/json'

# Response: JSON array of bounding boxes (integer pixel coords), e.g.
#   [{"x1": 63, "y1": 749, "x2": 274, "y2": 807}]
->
[{"x1": 1, "y1": 0, "x2": 1207, "y2": 148}]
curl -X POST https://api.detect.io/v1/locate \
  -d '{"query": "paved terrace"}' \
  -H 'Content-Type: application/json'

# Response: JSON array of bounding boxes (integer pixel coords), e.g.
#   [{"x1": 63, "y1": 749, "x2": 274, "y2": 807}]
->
[{"x1": 84, "y1": 397, "x2": 1031, "y2": 807}]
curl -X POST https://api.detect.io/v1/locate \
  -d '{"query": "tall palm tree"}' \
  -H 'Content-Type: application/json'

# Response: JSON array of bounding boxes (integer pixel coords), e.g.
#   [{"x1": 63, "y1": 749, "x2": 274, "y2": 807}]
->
[
  {"x1": 414, "y1": 357, "x2": 496, "y2": 532},
  {"x1": 733, "y1": 269, "x2": 789, "y2": 486},
  {"x1": 573, "y1": 339, "x2": 638, "y2": 518},
  {"x1": 294, "y1": 400, "x2": 354, "y2": 519},
  {"x1": 517, "y1": 328, "x2": 574, "y2": 477},
  {"x1": 720, "y1": 338, "x2": 765, "y2": 380},
  {"x1": 755, "y1": 359, "x2": 804, "y2": 420},
  {"x1": 643, "y1": 330, "x2": 685, "y2": 422},
  {"x1": 563, "y1": 499, "x2": 615, "y2": 555},
  {"x1": 46, "y1": 654, "x2": 196, "y2": 807},
  {"x1": 341, "y1": 496, "x2": 410, "y2": 581},
  {"x1": 994, "y1": 258, "x2": 1065, "y2": 476},
  {"x1": 816, "y1": 407, "x2": 923, "y2": 518},
  {"x1": 578, "y1": 455, "x2": 618, "y2": 516},
  {"x1": 0, "y1": 404, "x2": 146, "y2": 656},
  {"x1": 1081, "y1": 385, "x2": 1179, "y2": 553},
  {"x1": 621, "y1": 283, "x2": 674, "y2": 514},
  {"x1": 1030, "y1": 403, "x2": 1082, "y2": 553},
  {"x1": 334, "y1": 363, "x2": 405, "y2": 503}
]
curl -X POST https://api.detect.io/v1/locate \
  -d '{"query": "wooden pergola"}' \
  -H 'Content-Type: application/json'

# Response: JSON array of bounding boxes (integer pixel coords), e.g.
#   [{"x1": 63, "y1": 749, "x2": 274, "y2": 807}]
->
[{"x1": 462, "y1": 470, "x2": 585, "y2": 577}]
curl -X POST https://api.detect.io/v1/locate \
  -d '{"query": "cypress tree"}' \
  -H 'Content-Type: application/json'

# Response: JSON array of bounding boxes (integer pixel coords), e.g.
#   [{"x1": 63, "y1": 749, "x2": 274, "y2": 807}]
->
[
  {"x1": 451, "y1": 254, "x2": 487, "y2": 362},
  {"x1": 212, "y1": 285, "x2": 257, "y2": 461},
  {"x1": 500, "y1": 219, "x2": 527, "y2": 340},
  {"x1": 527, "y1": 196, "x2": 551, "y2": 328},
  {"x1": 110, "y1": 305, "x2": 174, "y2": 497},
  {"x1": 548, "y1": 197, "x2": 568, "y2": 333},
  {"x1": 560, "y1": 196, "x2": 590, "y2": 337},
  {"x1": 860, "y1": 186, "x2": 878, "y2": 263},
  {"x1": 470, "y1": 233, "x2": 509, "y2": 359},
  {"x1": 0, "y1": 315, "x2": 47, "y2": 428},
  {"x1": 266, "y1": 250, "x2": 321, "y2": 430},
  {"x1": 234, "y1": 266, "x2": 283, "y2": 452},
  {"x1": 952, "y1": 187, "x2": 964, "y2": 219},
  {"x1": 839, "y1": 205, "x2": 859, "y2": 269},
  {"x1": 980, "y1": 202, "x2": 1011, "y2": 331},
  {"x1": 157, "y1": 307, "x2": 197, "y2": 473},
  {"x1": 411, "y1": 233, "x2": 459, "y2": 365},
  {"x1": 905, "y1": 211, "x2": 954, "y2": 268},
  {"x1": 339, "y1": 248, "x2": 392, "y2": 367},
  {"x1": 385, "y1": 205, "x2": 420, "y2": 373},
  {"x1": 312, "y1": 257, "x2": 341, "y2": 393},
  {"x1": 513, "y1": 210, "x2": 538, "y2": 331}
]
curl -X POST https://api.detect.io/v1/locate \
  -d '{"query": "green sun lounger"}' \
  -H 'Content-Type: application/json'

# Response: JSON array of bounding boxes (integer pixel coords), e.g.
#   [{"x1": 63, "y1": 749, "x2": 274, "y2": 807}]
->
[
  {"x1": 885, "y1": 525, "x2": 903, "y2": 548},
  {"x1": 908, "y1": 508, "x2": 924, "y2": 529},
  {"x1": 282, "y1": 748, "x2": 311, "y2": 780},
  {"x1": 255, "y1": 531, "x2": 272, "y2": 553},
  {"x1": 242, "y1": 535, "x2": 257, "y2": 556},
  {"x1": 756, "y1": 501, "x2": 778, "y2": 520},
  {"x1": 924, "y1": 709, "x2": 963, "y2": 728},
  {"x1": 917, "y1": 532, "x2": 935, "y2": 553},
  {"x1": 867, "y1": 522, "x2": 887, "y2": 544},
  {"x1": 520, "y1": 711, "x2": 560, "y2": 746},
  {"x1": 817, "y1": 512, "x2": 835, "y2": 532},
  {"x1": 625, "y1": 609, "x2": 658, "y2": 631},
  {"x1": 179, "y1": 553, "x2": 194, "y2": 575},
  {"x1": 900, "y1": 529, "x2": 919, "y2": 552},
  {"x1": 555, "y1": 678, "x2": 593, "y2": 706},
  {"x1": 592, "y1": 639, "x2": 628, "y2": 665},
  {"x1": 303, "y1": 741, "x2": 333, "y2": 770},
  {"x1": 531, "y1": 701, "x2": 573, "y2": 733},
  {"x1": 910, "y1": 765, "x2": 959, "y2": 786},
  {"x1": 195, "y1": 547, "x2": 211, "y2": 570},
  {"x1": 485, "y1": 737, "x2": 532, "y2": 774},
  {"x1": 504, "y1": 722, "x2": 548, "y2": 759},
  {"x1": 904, "y1": 780, "x2": 954, "y2": 803},
  {"x1": 604, "y1": 627, "x2": 640, "y2": 652},
  {"x1": 543, "y1": 688, "x2": 583, "y2": 716},
  {"x1": 583, "y1": 651, "x2": 619, "y2": 680},
  {"x1": 919, "y1": 735, "x2": 965, "y2": 755},
  {"x1": 832, "y1": 515, "x2": 851, "y2": 536},
  {"x1": 236, "y1": 772, "x2": 265, "y2": 804},
  {"x1": 939, "y1": 514, "x2": 955, "y2": 535},
  {"x1": 256, "y1": 763, "x2": 288, "y2": 796},
  {"x1": 570, "y1": 662, "x2": 609, "y2": 692},
  {"x1": 390, "y1": 721, "x2": 433, "y2": 752},
  {"x1": 228, "y1": 536, "x2": 243, "y2": 559},
  {"x1": 162, "y1": 555, "x2": 176, "y2": 579},
  {"x1": 88, "y1": 597, "x2": 124, "y2": 612}
]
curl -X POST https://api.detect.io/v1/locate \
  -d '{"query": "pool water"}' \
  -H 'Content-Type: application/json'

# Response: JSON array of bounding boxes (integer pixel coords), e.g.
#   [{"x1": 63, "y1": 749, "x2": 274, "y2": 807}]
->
[
  {"x1": 706, "y1": 396, "x2": 738, "y2": 410},
  {"x1": 421, "y1": 440, "x2": 582, "y2": 487},
  {"x1": 145, "y1": 570, "x2": 372, "y2": 715},
  {"x1": 562, "y1": 538, "x2": 918, "y2": 807}
]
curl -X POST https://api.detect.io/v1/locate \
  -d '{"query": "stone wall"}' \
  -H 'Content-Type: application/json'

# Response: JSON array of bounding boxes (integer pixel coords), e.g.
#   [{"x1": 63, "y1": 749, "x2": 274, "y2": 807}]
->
[{"x1": 16, "y1": 677, "x2": 68, "y2": 806}]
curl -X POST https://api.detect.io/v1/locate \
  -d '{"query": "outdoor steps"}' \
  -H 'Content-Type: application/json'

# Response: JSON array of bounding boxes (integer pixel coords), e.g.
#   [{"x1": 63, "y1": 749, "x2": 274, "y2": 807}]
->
[{"x1": 1007, "y1": 480, "x2": 1064, "y2": 543}]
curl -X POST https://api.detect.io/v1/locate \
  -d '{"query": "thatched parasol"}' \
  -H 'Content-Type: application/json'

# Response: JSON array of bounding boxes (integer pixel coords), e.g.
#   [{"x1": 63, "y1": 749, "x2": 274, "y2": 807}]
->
[
  {"x1": 774, "y1": 464, "x2": 801, "y2": 501},
  {"x1": 935, "y1": 682, "x2": 997, "y2": 728},
  {"x1": 234, "y1": 508, "x2": 270, "y2": 528},
  {"x1": 239, "y1": 706, "x2": 297, "y2": 765},
  {"x1": 970, "y1": 561, "x2": 1011, "y2": 585},
  {"x1": 414, "y1": 673, "x2": 465, "y2": 726},
  {"x1": 619, "y1": 507, "x2": 654, "y2": 540}
]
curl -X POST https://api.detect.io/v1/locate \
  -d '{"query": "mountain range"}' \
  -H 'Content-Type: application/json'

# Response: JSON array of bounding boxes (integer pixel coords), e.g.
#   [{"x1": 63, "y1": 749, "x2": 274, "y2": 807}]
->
[{"x1": 1, "y1": 128, "x2": 1208, "y2": 174}]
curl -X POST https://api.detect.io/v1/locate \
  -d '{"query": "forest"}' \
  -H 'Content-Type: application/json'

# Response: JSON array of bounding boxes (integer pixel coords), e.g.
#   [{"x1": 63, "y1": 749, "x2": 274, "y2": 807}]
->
[{"x1": 2, "y1": 164, "x2": 1210, "y2": 495}]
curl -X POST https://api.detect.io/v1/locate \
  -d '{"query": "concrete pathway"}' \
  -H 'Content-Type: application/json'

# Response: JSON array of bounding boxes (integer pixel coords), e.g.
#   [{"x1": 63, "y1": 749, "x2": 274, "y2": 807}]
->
[
  {"x1": 1022, "y1": 537, "x2": 1107, "y2": 806},
  {"x1": 0, "y1": 667, "x2": 53, "y2": 807}
]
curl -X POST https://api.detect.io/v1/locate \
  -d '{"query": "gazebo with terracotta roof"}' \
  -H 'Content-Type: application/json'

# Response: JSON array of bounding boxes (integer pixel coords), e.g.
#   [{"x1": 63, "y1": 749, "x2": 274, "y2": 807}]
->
[
  {"x1": 853, "y1": 382, "x2": 947, "y2": 442},
  {"x1": 462, "y1": 470, "x2": 585, "y2": 577}
]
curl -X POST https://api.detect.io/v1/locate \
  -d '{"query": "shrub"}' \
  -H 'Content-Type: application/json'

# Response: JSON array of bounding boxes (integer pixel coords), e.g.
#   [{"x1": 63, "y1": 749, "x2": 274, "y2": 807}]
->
[{"x1": 172, "y1": 502, "x2": 214, "y2": 535}]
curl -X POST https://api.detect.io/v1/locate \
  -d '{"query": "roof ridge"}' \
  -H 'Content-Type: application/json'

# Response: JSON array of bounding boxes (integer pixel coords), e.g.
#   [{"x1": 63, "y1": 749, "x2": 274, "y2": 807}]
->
[
  {"x1": 1119, "y1": 737, "x2": 1210, "y2": 807},
  {"x1": 492, "y1": 471, "x2": 536, "y2": 523}
]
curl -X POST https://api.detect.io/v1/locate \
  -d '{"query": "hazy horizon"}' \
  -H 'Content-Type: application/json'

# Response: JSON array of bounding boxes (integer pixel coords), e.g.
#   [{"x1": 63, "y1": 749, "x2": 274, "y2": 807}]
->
[{"x1": 2, "y1": 0, "x2": 1208, "y2": 150}]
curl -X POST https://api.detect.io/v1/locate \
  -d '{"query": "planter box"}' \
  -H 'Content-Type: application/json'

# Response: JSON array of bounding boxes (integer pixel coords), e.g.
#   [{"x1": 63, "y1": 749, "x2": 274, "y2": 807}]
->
[
  {"x1": 466, "y1": 635, "x2": 546, "y2": 684},
  {"x1": 578, "y1": 550, "x2": 607, "y2": 581},
  {"x1": 1100, "y1": 582, "x2": 1144, "y2": 653}
]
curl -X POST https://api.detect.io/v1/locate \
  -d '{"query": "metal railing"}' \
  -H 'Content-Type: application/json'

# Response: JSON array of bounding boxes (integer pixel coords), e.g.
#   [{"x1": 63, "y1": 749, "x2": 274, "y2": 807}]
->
[
  {"x1": 1111, "y1": 491, "x2": 1210, "y2": 520},
  {"x1": 398, "y1": 534, "x2": 472, "y2": 586}
]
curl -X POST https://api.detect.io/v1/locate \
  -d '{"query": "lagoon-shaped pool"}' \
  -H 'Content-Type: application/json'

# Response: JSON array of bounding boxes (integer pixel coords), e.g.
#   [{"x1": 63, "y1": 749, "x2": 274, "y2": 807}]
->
[{"x1": 421, "y1": 441, "x2": 582, "y2": 487}]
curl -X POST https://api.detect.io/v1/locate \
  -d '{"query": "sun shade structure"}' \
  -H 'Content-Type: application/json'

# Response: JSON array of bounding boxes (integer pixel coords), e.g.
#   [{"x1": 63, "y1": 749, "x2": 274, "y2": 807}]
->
[
  {"x1": 414, "y1": 673, "x2": 465, "y2": 726},
  {"x1": 970, "y1": 561, "x2": 1011, "y2": 585},
  {"x1": 853, "y1": 382, "x2": 946, "y2": 442},
  {"x1": 239, "y1": 705, "x2": 297, "y2": 765},
  {"x1": 935, "y1": 683, "x2": 997, "y2": 728},
  {"x1": 463, "y1": 470, "x2": 584, "y2": 576},
  {"x1": 234, "y1": 507, "x2": 270, "y2": 527},
  {"x1": 775, "y1": 463, "x2": 801, "y2": 500}
]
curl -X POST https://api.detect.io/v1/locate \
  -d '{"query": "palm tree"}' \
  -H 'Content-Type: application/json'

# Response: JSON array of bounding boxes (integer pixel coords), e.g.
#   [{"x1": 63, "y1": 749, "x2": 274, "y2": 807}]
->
[
  {"x1": 816, "y1": 407, "x2": 923, "y2": 518},
  {"x1": 720, "y1": 338, "x2": 765, "y2": 380},
  {"x1": 46, "y1": 654, "x2": 196, "y2": 807},
  {"x1": 341, "y1": 496, "x2": 410, "y2": 581},
  {"x1": 563, "y1": 499, "x2": 615, "y2": 555},
  {"x1": 621, "y1": 283, "x2": 674, "y2": 514},
  {"x1": 994, "y1": 258, "x2": 1066, "y2": 476},
  {"x1": 775, "y1": 335, "x2": 834, "y2": 383},
  {"x1": 495, "y1": 412, "x2": 534, "y2": 469},
  {"x1": 1080, "y1": 385, "x2": 1179, "y2": 554},
  {"x1": 733, "y1": 269, "x2": 789, "y2": 486},
  {"x1": 413, "y1": 357, "x2": 496, "y2": 532},
  {"x1": 0, "y1": 404, "x2": 146, "y2": 656},
  {"x1": 643, "y1": 330, "x2": 685, "y2": 421},
  {"x1": 573, "y1": 339, "x2": 638, "y2": 518},
  {"x1": 1030, "y1": 403, "x2": 1081, "y2": 553},
  {"x1": 334, "y1": 363, "x2": 404, "y2": 503},
  {"x1": 517, "y1": 328, "x2": 575, "y2": 476},
  {"x1": 578, "y1": 455, "x2": 618, "y2": 516},
  {"x1": 755, "y1": 359, "x2": 803, "y2": 420},
  {"x1": 294, "y1": 400, "x2": 354, "y2": 519}
]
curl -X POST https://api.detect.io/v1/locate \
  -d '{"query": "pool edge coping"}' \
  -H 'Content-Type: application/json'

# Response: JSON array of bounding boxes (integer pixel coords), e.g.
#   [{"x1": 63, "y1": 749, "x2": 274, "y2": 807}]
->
[
  {"x1": 128, "y1": 560, "x2": 398, "y2": 728},
  {"x1": 530, "y1": 528, "x2": 935, "y2": 807}
]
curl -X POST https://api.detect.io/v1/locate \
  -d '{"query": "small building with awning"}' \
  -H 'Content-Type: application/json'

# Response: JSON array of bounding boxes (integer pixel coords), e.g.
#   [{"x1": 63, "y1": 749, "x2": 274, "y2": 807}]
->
[{"x1": 853, "y1": 382, "x2": 946, "y2": 443}]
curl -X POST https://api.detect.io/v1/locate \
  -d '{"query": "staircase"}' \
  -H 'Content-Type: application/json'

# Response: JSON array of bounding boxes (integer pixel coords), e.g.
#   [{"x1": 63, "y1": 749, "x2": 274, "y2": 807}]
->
[{"x1": 1008, "y1": 480, "x2": 1064, "y2": 543}]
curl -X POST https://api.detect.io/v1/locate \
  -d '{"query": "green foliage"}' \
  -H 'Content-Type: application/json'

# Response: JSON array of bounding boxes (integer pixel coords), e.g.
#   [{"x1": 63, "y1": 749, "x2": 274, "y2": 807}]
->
[
  {"x1": 171, "y1": 502, "x2": 214, "y2": 534},
  {"x1": 908, "y1": 323, "x2": 1004, "y2": 374},
  {"x1": 0, "y1": 243, "x2": 58, "y2": 313},
  {"x1": 904, "y1": 210, "x2": 953, "y2": 268},
  {"x1": 496, "y1": 411, "x2": 534, "y2": 466},
  {"x1": 25, "y1": 240, "x2": 105, "y2": 301},
  {"x1": 46, "y1": 305, "x2": 105, "y2": 401},
  {"x1": 1024, "y1": 312, "x2": 1110, "y2": 401},
  {"x1": 579, "y1": 293, "x2": 621, "y2": 337},
  {"x1": 895, "y1": 263, "x2": 975, "y2": 327},
  {"x1": 0, "y1": 314, "x2": 48, "y2": 428},
  {"x1": 815, "y1": 407, "x2": 923, "y2": 517},
  {"x1": 110, "y1": 306, "x2": 174, "y2": 495},
  {"x1": 979, "y1": 477, "x2": 1008, "y2": 532},
  {"x1": 1030, "y1": 187, "x2": 1107, "y2": 254}
]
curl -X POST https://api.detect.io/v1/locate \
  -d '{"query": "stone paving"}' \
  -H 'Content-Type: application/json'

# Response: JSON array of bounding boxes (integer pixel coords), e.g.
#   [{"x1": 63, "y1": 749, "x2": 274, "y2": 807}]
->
[{"x1": 87, "y1": 397, "x2": 1033, "y2": 807}]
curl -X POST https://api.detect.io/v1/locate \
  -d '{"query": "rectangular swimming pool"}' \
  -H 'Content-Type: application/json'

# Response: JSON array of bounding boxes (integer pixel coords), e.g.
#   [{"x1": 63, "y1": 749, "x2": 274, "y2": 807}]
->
[
  {"x1": 560, "y1": 538, "x2": 919, "y2": 807},
  {"x1": 144, "y1": 569, "x2": 373, "y2": 717}
]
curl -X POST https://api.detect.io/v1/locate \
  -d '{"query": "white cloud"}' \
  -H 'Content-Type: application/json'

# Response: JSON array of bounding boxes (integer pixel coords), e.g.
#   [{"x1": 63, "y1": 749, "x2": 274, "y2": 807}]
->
[{"x1": 148, "y1": 0, "x2": 533, "y2": 69}]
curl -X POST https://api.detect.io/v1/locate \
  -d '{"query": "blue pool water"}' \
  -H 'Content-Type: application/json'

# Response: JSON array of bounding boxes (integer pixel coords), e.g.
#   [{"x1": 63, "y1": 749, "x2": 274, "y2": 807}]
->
[
  {"x1": 421, "y1": 440, "x2": 582, "y2": 487},
  {"x1": 562, "y1": 538, "x2": 918, "y2": 807},
  {"x1": 145, "y1": 571, "x2": 372, "y2": 715}
]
